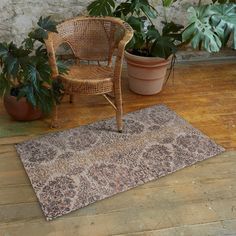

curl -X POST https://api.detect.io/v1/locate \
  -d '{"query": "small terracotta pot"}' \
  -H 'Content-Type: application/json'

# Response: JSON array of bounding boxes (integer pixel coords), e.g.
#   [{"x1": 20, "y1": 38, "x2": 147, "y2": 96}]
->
[
  {"x1": 3, "y1": 95, "x2": 43, "y2": 121},
  {"x1": 125, "y1": 51, "x2": 171, "y2": 95}
]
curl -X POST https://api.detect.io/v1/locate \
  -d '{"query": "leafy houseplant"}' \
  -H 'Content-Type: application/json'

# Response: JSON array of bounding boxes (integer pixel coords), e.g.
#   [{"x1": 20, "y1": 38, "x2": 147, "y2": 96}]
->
[
  {"x1": 87, "y1": 0, "x2": 236, "y2": 95},
  {"x1": 88, "y1": 0, "x2": 183, "y2": 95},
  {"x1": 88, "y1": 0, "x2": 183, "y2": 59},
  {"x1": 0, "y1": 16, "x2": 67, "y2": 121}
]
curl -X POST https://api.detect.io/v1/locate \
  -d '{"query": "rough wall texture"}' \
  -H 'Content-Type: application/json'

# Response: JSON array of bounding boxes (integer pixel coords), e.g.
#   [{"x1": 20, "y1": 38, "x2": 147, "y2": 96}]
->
[
  {"x1": 0, "y1": 0, "x2": 90, "y2": 43},
  {"x1": 0, "y1": 0, "x2": 211, "y2": 44}
]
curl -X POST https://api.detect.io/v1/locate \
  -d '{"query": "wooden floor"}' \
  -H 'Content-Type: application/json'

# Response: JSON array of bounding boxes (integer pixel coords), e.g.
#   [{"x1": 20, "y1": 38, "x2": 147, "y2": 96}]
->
[{"x1": 0, "y1": 61, "x2": 236, "y2": 236}]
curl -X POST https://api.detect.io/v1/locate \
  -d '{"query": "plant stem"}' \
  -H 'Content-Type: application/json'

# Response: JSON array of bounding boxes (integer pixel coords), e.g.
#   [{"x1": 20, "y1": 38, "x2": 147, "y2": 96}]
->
[
  {"x1": 163, "y1": 7, "x2": 168, "y2": 22},
  {"x1": 161, "y1": 0, "x2": 168, "y2": 22}
]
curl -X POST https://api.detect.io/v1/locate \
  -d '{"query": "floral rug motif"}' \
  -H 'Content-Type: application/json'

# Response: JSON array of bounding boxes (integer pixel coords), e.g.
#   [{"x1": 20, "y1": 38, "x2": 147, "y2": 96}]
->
[{"x1": 16, "y1": 105, "x2": 224, "y2": 220}]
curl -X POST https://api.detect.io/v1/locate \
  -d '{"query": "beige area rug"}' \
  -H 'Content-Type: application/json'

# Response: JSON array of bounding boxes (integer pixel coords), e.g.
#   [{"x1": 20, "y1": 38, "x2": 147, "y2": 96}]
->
[{"x1": 16, "y1": 105, "x2": 224, "y2": 220}]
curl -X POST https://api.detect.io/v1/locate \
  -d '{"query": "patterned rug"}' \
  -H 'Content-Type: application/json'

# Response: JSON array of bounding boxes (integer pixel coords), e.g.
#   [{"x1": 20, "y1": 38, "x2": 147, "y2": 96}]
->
[{"x1": 16, "y1": 105, "x2": 224, "y2": 221}]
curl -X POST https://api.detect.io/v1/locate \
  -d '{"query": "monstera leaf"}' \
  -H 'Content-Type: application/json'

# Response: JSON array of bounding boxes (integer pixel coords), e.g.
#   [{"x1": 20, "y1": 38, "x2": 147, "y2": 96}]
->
[
  {"x1": 183, "y1": 4, "x2": 236, "y2": 52},
  {"x1": 211, "y1": 4, "x2": 236, "y2": 48},
  {"x1": 183, "y1": 5, "x2": 222, "y2": 52}
]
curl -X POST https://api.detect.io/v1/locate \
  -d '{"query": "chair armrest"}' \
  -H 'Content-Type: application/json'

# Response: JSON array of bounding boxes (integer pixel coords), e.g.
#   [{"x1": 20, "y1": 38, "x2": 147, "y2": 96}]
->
[
  {"x1": 113, "y1": 24, "x2": 133, "y2": 82},
  {"x1": 45, "y1": 34, "x2": 59, "y2": 78}
]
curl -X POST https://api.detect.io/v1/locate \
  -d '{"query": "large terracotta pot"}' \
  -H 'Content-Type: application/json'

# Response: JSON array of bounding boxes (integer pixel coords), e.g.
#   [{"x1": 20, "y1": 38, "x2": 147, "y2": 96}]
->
[
  {"x1": 3, "y1": 95, "x2": 42, "y2": 121},
  {"x1": 125, "y1": 51, "x2": 171, "y2": 95}
]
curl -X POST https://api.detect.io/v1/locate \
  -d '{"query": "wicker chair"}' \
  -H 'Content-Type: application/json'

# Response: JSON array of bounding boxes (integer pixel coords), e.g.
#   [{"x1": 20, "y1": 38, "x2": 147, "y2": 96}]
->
[{"x1": 45, "y1": 16, "x2": 133, "y2": 132}]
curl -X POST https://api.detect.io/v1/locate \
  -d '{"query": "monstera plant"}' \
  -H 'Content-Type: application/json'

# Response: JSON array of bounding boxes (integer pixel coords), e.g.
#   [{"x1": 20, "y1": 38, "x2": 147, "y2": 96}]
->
[
  {"x1": 0, "y1": 16, "x2": 67, "y2": 121},
  {"x1": 88, "y1": 0, "x2": 183, "y2": 95},
  {"x1": 183, "y1": 2, "x2": 236, "y2": 52}
]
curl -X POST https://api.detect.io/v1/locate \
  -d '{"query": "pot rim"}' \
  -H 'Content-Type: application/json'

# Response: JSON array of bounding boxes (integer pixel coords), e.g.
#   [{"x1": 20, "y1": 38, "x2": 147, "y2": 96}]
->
[{"x1": 124, "y1": 50, "x2": 172, "y2": 62}]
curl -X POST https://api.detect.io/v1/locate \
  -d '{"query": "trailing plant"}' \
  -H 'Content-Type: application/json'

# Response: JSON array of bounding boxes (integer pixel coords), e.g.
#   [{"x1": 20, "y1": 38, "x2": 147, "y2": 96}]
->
[
  {"x1": 182, "y1": 3, "x2": 236, "y2": 52},
  {"x1": 87, "y1": 0, "x2": 183, "y2": 59},
  {"x1": 0, "y1": 16, "x2": 67, "y2": 114}
]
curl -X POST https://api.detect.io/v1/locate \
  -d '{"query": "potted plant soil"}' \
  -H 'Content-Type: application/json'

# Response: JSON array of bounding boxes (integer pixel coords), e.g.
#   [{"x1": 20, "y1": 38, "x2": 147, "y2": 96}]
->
[
  {"x1": 87, "y1": 0, "x2": 183, "y2": 95},
  {"x1": 0, "y1": 16, "x2": 67, "y2": 121}
]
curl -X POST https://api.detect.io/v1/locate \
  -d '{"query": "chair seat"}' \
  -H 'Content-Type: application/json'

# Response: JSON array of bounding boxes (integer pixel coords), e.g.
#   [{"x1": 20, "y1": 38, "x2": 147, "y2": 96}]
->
[{"x1": 60, "y1": 64, "x2": 114, "y2": 95}]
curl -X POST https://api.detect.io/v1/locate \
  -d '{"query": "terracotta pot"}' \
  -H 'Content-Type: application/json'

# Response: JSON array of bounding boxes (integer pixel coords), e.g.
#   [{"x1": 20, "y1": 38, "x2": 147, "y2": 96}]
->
[
  {"x1": 125, "y1": 51, "x2": 171, "y2": 95},
  {"x1": 3, "y1": 95, "x2": 43, "y2": 121}
]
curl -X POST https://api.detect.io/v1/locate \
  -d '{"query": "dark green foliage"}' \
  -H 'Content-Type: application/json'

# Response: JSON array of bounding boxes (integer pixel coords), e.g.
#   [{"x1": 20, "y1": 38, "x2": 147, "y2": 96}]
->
[
  {"x1": 87, "y1": 0, "x2": 182, "y2": 59},
  {"x1": 0, "y1": 16, "x2": 68, "y2": 114},
  {"x1": 88, "y1": 0, "x2": 236, "y2": 57},
  {"x1": 87, "y1": 0, "x2": 115, "y2": 16}
]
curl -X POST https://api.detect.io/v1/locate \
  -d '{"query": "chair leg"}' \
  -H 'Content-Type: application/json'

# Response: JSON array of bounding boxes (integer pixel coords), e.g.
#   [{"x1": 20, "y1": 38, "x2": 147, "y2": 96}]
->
[
  {"x1": 51, "y1": 105, "x2": 59, "y2": 128},
  {"x1": 115, "y1": 90, "x2": 123, "y2": 133},
  {"x1": 69, "y1": 94, "x2": 74, "y2": 104}
]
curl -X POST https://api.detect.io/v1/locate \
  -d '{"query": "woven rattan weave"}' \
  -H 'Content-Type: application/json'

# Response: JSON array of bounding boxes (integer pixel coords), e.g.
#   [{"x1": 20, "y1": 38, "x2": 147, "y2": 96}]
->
[{"x1": 45, "y1": 16, "x2": 133, "y2": 132}]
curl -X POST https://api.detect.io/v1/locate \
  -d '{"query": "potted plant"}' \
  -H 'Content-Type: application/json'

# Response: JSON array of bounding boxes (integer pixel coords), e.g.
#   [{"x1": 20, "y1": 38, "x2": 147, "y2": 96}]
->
[
  {"x1": 0, "y1": 16, "x2": 67, "y2": 121},
  {"x1": 87, "y1": 0, "x2": 183, "y2": 95},
  {"x1": 87, "y1": 0, "x2": 236, "y2": 95}
]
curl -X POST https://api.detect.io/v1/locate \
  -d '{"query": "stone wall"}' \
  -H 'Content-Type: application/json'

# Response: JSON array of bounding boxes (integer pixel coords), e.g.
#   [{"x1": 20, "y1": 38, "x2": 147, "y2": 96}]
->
[
  {"x1": 0, "y1": 0, "x2": 211, "y2": 44},
  {"x1": 0, "y1": 0, "x2": 90, "y2": 43}
]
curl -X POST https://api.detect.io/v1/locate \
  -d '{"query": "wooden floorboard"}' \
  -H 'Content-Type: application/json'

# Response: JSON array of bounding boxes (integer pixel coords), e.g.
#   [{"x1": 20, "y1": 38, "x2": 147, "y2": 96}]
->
[{"x1": 0, "y1": 61, "x2": 236, "y2": 235}]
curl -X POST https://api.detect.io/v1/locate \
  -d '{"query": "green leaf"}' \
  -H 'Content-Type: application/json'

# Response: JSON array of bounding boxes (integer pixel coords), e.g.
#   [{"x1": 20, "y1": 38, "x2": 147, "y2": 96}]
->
[
  {"x1": 27, "y1": 86, "x2": 37, "y2": 107},
  {"x1": 87, "y1": 0, "x2": 116, "y2": 16},
  {"x1": 114, "y1": 2, "x2": 132, "y2": 17},
  {"x1": 210, "y1": 4, "x2": 236, "y2": 48},
  {"x1": 37, "y1": 16, "x2": 58, "y2": 33},
  {"x1": 162, "y1": 21, "x2": 184, "y2": 35},
  {"x1": 140, "y1": 4, "x2": 157, "y2": 19},
  {"x1": 23, "y1": 38, "x2": 34, "y2": 50},
  {"x1": 24, "y1": 64, "x2": 38, "y2": 88},
  {"x1": 5, "y1": 55, "x2": 18, "y2": 75},
  {"x1": 35, "y1": 45, "x2": 48, "y2": 58},
  {"x1": 127, "y1": 16, "x2": 143, "y2": 32},
  {"x1": 130, "y1": 0, "x2": 158, "y2": 18},
  {"x1": 0, "y1": 73, "x2": 11, "y2": 96},
  {"x1": 162, "y1": 21, "x2": 184, "y2": 42},
  {"x1": 36, "y1": 59, "x2": 51, "y2": 83},
  {"x1": 183, "y1": 5, "x2": 223, "y2": 52},
  {"x1": 146, "y1": 25, "x2": 161, "y2": 41},
  {"x1": 162, "y1": 0, "x2": 177, "y2": 7},
  {"x1": 151, "y1": 36, "x2": 177, "y2": 59},
  {"x1": 0, "y1": 43, "x2": 9, "y2": 59},
  {"x1": 29, "y1": 28, "x2": 48, "y2": 41}
]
